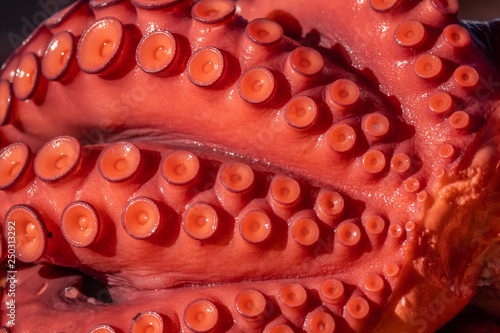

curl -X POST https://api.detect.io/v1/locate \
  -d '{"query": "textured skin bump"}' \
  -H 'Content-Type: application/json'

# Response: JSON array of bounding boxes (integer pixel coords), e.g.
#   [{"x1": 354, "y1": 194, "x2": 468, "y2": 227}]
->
[{"x1": 0, "y1": 0, "x2": 499, "y2": 332}]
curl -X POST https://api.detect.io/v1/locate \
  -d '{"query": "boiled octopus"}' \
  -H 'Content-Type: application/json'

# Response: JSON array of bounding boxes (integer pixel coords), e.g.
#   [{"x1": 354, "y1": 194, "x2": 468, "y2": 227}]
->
[{"x1": 0, "y1": 0, "x2": 500, "y2": 332}]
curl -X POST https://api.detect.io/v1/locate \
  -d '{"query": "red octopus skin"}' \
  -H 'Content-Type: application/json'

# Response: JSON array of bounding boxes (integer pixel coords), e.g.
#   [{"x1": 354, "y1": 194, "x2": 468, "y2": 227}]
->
[{"x1": 0, "y1": 0, "x2": 499, "y2": 332}]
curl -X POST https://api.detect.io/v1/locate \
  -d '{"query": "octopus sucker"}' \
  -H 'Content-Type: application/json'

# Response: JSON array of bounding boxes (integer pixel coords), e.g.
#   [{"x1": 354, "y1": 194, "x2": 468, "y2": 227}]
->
[{"x1": 0, "y1": 0, "x2": 500, "y2": 332}]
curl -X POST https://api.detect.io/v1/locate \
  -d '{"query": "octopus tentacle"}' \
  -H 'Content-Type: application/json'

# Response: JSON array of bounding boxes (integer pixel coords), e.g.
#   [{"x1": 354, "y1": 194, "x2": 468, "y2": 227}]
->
[
  {"x1": 2, "y1": 138, "x2": 410, "y2": 297},
  {"x1": 0, "y1": 0, "x2": 499, "y2": 331}
]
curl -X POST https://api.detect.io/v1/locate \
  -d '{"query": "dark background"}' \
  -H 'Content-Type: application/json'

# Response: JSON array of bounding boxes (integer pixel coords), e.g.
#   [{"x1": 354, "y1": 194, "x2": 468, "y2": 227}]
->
[{"x1": 1, "y1": 0, "x2": 500, "y2": 65}]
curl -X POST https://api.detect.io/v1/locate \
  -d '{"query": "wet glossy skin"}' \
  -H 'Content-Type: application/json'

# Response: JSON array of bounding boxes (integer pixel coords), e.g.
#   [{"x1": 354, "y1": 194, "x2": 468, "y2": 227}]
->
[{"x1": 0, "y1": 0, "x2": 500, "y2": 332}]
